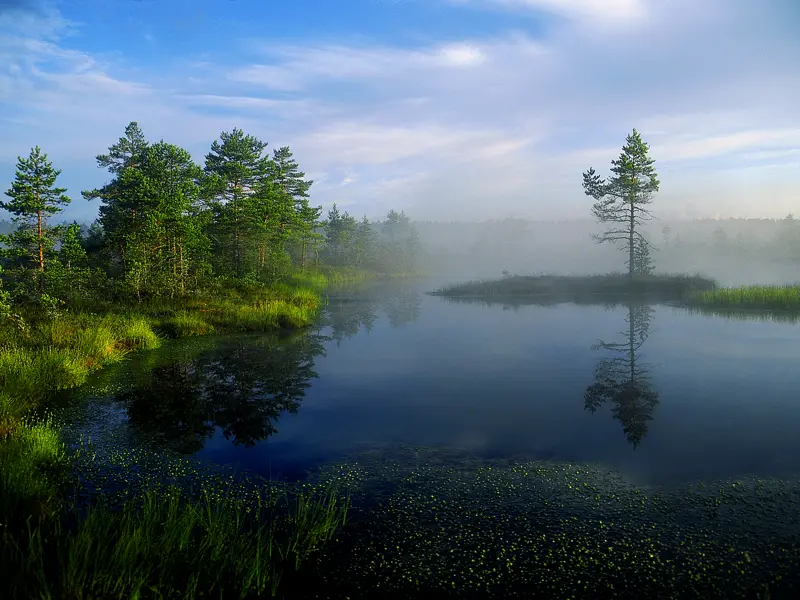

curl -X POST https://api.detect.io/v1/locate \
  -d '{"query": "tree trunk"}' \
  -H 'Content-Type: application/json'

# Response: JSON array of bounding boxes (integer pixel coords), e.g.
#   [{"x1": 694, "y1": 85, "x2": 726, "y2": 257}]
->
[
  {"x1": 629, "y1": 197, "x2": 635, "y2": 281},
  {"x1": 37, "y1": 209, "x2": 44, "y2": 271},
  {"x1": 179, "y1": 242, "x2": 184, "y2": 295}
]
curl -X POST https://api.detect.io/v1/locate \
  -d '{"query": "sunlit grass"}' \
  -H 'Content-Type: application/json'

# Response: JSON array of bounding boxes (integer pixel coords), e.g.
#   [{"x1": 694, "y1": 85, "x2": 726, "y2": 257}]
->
[
  {"x1": 159, "y1": 310, "x2": 217, "y2": 338},
  {"x1": 0, "y1": 413, "x2": 68, "y2": 524},
  {"x1": 0, "y1": 345, "x2": 87, "y2": 406},
  {"x1": 686, "y1": 285, "x2": 800, "y2": 311}
]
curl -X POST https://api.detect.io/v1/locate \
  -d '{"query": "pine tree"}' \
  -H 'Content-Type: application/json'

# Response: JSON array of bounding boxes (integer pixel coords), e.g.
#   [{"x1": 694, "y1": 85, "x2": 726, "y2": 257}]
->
[
  {"x1": 83, "y1": 121, "x2": 151, "y2": 277},
  {"x1": 582, "y1": 129, "x2": 660, "y2": 280},
  {"x1": 203, "y1": 128, "x2": 271, "y2": 278},
  {"x1": 354, "y1": 215, "x2": 375, "y2": 268},
  {"x1": 267, "y1": 146, "x2": 318, "y2": 267},
  {"x1": 0, "y1": 147, "x2": 70, "y2": 297}
]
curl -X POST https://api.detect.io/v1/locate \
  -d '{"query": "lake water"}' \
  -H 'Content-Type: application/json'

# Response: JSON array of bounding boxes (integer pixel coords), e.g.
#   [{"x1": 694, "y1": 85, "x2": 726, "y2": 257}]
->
[{"x1": 63, "y1": 278, "x2": 800, "y2": 489}]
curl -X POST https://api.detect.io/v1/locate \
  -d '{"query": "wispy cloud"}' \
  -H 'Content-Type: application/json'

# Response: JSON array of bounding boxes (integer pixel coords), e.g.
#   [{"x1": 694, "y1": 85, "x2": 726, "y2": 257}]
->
[{"x1": 0, "y1": 0, "x2": 798, "y2": 223}]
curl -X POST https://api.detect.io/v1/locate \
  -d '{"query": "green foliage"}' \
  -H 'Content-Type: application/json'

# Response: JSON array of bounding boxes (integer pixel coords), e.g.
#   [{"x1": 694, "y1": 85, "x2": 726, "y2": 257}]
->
[
  {"x1": 0, "y1": 147, "x2": 71, "y2": 303},
  {"x1": 322, "y1": 208, "x2": 419, "y2": 273},
  {"x1": 583, "y1": 129, "x2": 660, "y2": 279},
  {"x1": 1, "y1": 473, "x2": 349, "y2": 599}
]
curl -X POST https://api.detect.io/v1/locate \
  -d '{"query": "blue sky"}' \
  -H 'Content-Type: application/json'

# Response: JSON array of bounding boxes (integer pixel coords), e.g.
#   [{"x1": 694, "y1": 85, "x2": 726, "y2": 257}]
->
[{"x1": 1, "y1": 0, "x2": 798, "y2": 223}]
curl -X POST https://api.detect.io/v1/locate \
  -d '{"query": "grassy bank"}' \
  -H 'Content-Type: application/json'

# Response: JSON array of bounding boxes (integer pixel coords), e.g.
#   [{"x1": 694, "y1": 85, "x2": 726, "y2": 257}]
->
[
  {"x1": 685, "y1": 284, "x2": 800, "y2": 312},
  {"x1": 0, "y1": 282, "x2": 321, "y2": 421},
  {"x1": 1, "y1": 425, "x2": 350, "y2": 599},
  {"x1": 0, "y1": 272, "x2": 358, "y2": 599},
  {"x1": 430, "y1": 272, "x2": 717, "y2": 301}
]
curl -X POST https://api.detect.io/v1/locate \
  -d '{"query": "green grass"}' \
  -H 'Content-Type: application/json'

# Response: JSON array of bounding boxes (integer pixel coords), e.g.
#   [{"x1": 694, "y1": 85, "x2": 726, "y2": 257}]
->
[
  {"x1": 2, "y1": 478, "x2": 349, "y2": 599},
  {"x1": 0, "y1": 412, "x2": 68, "y2": 524},
  {"x1": 431, "y1": 272, "x2": 717, "y2": 301},
  {"x1": 685, "y1": 284, "x2": 800, "y2": 312},
  {"x1": 285, "y1": 266, "x2": 424, "y2": 291}
]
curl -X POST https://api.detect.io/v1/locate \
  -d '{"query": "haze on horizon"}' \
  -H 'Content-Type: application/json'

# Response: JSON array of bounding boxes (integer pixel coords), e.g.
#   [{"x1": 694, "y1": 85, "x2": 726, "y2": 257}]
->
[{"x1": 1, "y1": 0, "x2": 798, "y2": 225}]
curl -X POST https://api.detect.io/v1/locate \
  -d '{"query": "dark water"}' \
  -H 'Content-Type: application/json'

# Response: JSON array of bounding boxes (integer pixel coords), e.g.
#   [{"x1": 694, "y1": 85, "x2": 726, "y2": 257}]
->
[{"x1": 64, "y1": 279, "x2": 800, "y2": 487}]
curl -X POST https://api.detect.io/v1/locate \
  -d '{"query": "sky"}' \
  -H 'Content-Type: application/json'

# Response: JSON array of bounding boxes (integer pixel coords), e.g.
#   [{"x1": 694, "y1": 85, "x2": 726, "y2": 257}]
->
[{"x1": 0, "y1": 0, "x2": 798, "y2": 224}]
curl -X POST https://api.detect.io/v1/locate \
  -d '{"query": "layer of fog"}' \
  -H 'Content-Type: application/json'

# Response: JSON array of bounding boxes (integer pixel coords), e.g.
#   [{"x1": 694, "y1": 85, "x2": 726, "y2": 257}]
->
[{"x1": 417, "y1": 217, "x2": 800, "y2": 287}]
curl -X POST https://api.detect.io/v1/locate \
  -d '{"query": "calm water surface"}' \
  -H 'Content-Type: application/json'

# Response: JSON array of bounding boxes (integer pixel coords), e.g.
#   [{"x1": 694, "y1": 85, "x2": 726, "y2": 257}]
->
[{"x1": 65, "y1": 279, "x2": 800, "y2": 487}]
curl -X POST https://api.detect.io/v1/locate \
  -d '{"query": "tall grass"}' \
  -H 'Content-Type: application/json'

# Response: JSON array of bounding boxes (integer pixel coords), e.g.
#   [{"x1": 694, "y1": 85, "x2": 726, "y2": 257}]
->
[
  {"x1": 686, "y1": 285, "x2": 800, "y2": 311},
  {"x1": 0, "y1": 412, "x2": 69, "y2": 527},
  {"x1": 1, "y1": 476, "x2": 350, "y2": 599}
]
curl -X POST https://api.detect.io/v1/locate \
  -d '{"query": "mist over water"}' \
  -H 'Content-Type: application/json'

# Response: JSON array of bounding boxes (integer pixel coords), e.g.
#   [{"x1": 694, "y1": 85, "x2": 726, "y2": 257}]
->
[
  {"x1": 63, "y1": 271, "x2": 800, "y2": 489},
  {"x1": 417, "y1": 218, "x2": 800, "y2": 286}
]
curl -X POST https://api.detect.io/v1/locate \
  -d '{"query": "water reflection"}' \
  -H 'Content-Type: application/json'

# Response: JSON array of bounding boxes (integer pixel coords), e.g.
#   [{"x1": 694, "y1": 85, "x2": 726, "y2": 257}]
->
[
  {"x1": 115, "y1": 286, "x2": 423, "y2": 454},
  {"x1": 324, "y1": 284, "x2": 422, "y2": 344},
  {"x1": 584, "y1": 304, "x2": 660, "y2": 448},
  {"x1": 680, "y1": 305, "x2": 800, "y2": 324},
  {"x1": 120, "y1": 334, "x2": 326, "y2": 453},
  {"x1": 324, "y1": 298, "x2": 378, "y2": 345}
]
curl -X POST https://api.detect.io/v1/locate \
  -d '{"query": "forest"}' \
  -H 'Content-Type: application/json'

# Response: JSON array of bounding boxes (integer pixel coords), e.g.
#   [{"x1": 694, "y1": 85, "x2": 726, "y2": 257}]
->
[{"x1": 0, "y1": 122, "x2": 420, "y2": 320}]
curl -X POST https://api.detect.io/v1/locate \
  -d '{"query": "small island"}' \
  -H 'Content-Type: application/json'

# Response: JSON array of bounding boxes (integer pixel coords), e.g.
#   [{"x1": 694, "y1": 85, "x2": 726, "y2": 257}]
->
[{"x1": 430, "y1": 272, "x2": 717, "y2": 303}]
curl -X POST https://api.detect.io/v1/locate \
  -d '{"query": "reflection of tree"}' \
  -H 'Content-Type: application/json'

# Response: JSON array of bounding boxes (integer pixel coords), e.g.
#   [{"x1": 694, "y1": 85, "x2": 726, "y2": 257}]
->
[
  {"x1": 325, "y1": 298, "x2": 378, "y2": 346},
  {"x1": 121, "y1": 334, "x2": 326, "y2": 453},
  {"x1": 324, "y1": 285, "x2": 422, "y2": 343},
  {"x1": 584, "y1": 304, "x2": 659, "y2": 448},
  {"x1": 382, "y1": 288, "x2": 422, "y2": 327}
]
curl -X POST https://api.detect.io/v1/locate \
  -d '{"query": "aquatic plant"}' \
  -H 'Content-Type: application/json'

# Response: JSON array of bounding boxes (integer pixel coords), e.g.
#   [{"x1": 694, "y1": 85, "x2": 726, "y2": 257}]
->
[{"x1": 303, "y1": 444, "x2": 800, "y2": 599}]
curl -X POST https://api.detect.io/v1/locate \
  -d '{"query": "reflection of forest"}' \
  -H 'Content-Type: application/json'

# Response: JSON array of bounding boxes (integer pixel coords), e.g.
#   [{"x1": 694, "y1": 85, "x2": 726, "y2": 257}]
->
[
  {"x1": 121, "y1": 334, "x2": 326, "y2": 453},
  {"x1": 584, "y1": 304, "x2": 660, "y2": 448},
  {"x1": 119, "y1": 287, "x2": 422, "y2": 454},
  {"x1": 324, "y1": 286, "x2": 422, "y2": 344}
]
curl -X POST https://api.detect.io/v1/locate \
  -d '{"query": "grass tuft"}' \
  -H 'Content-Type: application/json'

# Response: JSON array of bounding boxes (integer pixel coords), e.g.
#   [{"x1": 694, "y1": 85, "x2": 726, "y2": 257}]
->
[{"x1": 685, "y1": 284, "x2": 800, "y2": 312}]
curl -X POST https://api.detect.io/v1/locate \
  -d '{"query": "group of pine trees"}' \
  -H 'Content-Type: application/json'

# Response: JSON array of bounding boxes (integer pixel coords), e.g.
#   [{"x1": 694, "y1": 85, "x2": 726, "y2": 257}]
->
[{"x1": 0, "y1": 122, "x2": 420, "y2": 312}]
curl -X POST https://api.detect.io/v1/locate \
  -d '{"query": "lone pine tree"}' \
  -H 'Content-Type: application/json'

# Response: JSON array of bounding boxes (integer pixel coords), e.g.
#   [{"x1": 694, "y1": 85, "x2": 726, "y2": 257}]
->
[
  {"x1": 0, "y1": 147, "x2": 70, "y2": 297},
  {"x1": 582, "y1": 129, "x2": 660, "y2": 279}
]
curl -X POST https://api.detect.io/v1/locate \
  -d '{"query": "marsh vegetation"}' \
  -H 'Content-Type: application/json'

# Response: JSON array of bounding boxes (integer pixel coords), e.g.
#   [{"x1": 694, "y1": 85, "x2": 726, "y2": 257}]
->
[{"x1": 431, "y1": 272, "x2": 716, "y2": 301}]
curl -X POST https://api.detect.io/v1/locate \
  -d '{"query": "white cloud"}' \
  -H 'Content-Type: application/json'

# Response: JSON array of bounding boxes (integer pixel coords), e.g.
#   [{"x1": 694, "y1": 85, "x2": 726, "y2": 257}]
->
[
  {"x1": 435, "y1": 43, "x2": 486, "y2": 67},
  {"x1": 653, "y1": 129, "x2": 800, "y2": 163},
  {"x1": 1, "y1": 0, "x2": 798, "y2": 223}
]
